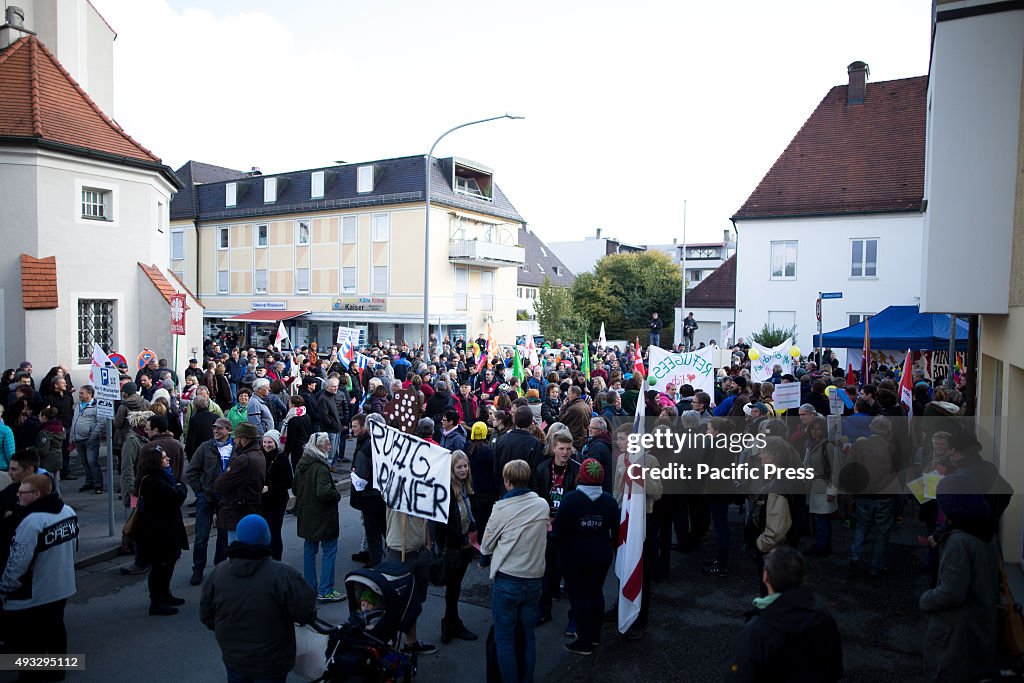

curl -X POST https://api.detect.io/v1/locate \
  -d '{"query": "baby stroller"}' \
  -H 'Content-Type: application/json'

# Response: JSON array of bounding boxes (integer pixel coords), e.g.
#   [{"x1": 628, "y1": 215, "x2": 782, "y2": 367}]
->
[{"x1": 312, "y1": 562, "x2": 419, "y2": 682}]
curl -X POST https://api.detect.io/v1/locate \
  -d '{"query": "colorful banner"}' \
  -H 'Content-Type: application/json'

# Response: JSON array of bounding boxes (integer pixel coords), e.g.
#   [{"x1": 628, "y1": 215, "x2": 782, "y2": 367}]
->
[
  {"x1": 646, "y1": 345, "x2": 716, "y2": 395},
  {"x1": 749, "y1": 339, "x2": 793, "y2": 382},
  {"x1": 169, "y1": 293, "x2": 187, "y2": 336}
]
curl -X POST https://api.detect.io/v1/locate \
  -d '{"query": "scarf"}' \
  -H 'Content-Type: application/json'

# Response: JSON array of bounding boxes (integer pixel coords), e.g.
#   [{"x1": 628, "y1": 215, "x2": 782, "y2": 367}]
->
[
  {"x1": 576, "y1": 484, "x2": 602, "y2": 501},
  {"x1": 753, "y1": 592, "x2": 782, "y2": 610},
  {"x1": 280, "y1": 406, "x2": 306, "y2": 441}
]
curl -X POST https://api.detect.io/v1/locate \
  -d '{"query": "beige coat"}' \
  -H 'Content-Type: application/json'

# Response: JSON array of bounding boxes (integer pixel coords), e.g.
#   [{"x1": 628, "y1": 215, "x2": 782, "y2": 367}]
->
[{"x1": 613, "y1": 452, "x2": 663, "y2": 514}]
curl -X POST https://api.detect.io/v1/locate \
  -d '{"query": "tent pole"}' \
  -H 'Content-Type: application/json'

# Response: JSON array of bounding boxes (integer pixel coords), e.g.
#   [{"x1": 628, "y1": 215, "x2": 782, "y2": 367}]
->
[
  {"x1": 965, "y1": 314, "x2": 978, "y2": 416},
  {"x1": 946, "y1": 314, "x2": 956, "y2": 390}
]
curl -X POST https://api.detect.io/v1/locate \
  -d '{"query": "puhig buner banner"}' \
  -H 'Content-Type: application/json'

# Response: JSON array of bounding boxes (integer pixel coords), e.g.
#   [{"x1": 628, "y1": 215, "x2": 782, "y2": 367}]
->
[
  {"x1": 749, "y1": 339, "x2": 793, "y2": 382},
  {"x1": 646, "y1": 346, "x2": 716, "y2": 395},
  {"x1": 370, "y1": 420, "x2": 451, "y2": 524}
]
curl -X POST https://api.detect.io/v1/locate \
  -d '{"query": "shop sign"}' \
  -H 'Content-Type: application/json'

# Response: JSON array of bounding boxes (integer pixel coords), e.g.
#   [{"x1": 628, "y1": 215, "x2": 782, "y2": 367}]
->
[
  {"x1": 333, "y1": 297, "x2": 385, "y2": 312},
  {"x1": 251, "y1": 301, "x2": 287, "y2": 310}
]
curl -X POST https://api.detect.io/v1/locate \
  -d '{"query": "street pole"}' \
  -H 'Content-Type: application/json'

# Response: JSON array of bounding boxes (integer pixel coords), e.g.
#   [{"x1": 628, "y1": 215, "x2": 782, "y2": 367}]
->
[
  {"x1": 817, "y1": 291, "x2": 822, "y2": 365},
  {"x1": 946, "y1": 313, "x2": 957, "y2": 390},
  {"x1": 106, "y1": 417, "x2": 114, "y2": 536},
  {"x1": 680, "y1": 200, "x2": 687, "y2": 350},
  {"x1": 422, "y1": 113, "x2": 525, "y2": 350}
]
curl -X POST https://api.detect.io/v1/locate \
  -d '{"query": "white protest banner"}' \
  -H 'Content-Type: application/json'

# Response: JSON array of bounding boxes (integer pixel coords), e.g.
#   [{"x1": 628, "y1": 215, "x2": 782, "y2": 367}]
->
[
  {"x1": 749, "y1": 339, "x2": 793, "y2": 383},
  {"x1": 336, "y1": 326, "x2": 361, "y2": 345},
  {"x1": 370, "y1": 420, "x2": 451, "y2": 524},
  {"x1": 646, "y1": 346, "x2": 716, "y2": 396},
  {"x1": 773, "y1": 382, "x2": 802, "y2": 411}
]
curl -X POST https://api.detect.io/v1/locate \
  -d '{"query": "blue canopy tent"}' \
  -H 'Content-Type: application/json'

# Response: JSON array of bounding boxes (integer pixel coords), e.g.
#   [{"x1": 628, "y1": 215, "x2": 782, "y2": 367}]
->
[{"x1": 819, "y1": 305, "x2": 968, "y2": 351}]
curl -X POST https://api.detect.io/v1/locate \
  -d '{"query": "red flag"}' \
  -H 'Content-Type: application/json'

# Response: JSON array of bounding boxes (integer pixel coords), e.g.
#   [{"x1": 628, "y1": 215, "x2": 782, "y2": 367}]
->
[
  {"x1": 846, "y1": 364, "x2": 856, "y2": 386},
  {"x1": 633, "y1": 337, "x2": 645, "y2": 377},
  {"x1": 169, "y1": 293, "x2": 187, "y2": 336},
  {"x1": 899, "y1": 350, "x2": 914, "y2": 427}
]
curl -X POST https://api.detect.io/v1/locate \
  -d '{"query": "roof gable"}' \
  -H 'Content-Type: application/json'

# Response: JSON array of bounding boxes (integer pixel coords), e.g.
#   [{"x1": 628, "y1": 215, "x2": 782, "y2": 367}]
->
[
  {"x1": 733, "y1": 76, "x2": 927, "y2": 220},
  {"x1": 680, "y1": 255, "x2": 735, "y2": 309},
  {"x1": 0, "y1": 36, "x2": 160, "y2": 163},
  {"x1": 518, "y1": 227, "x2": 575, "y2": 287}
]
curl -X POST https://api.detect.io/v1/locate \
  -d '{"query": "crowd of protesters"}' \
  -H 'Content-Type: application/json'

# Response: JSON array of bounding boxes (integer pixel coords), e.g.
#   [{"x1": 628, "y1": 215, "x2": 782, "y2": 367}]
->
[{"x1": 0, "y1": 322, "x2": 1014, "y2": 682}]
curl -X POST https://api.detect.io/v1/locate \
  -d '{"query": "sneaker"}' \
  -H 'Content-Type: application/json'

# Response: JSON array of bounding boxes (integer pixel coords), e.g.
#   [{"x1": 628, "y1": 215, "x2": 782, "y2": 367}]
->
[
  {"x1": 564, "y1": 626, "x2": 577, "y2": 639},
  {"x1": 78, "y1": 483, "x2": 95, "y2": 492},
  {"x1": 451, "y1": 623, "x2": 478, "y2": 641},
  {"x1": 702, "y1": 562, "x2": 729, "y2": 578},
  {"x1": 317, "y1": 591, "x2": 345, "y2": 603},
  {"x1": 189, "y1": 571, "x2": 203, "y2": 586},
  {"x1": 404, "y1": 641, "x2": 438, "y2": 656},
  {"x1": 351, "y1": 550, "x2": 370, "y2": 563},
  {"x1": 120, "y1": 563, "x2": 148, "y2": 576},
  {"x1": 564, "y1": 640, "x2": 593, "y2": 656},
  {"x1": 95, "y1": 488, "x2": 104, "y2": 495}
]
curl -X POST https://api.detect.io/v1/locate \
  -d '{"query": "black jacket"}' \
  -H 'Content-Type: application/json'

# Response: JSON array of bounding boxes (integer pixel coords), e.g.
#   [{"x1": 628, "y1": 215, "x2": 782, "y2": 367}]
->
[
  {"x1": 541, "y1": 397, "x2": 561, "y2": 427},
  {"x1": 350, "y1": 432, "x2": 383, "y2": 511},
  {"x1": 186, "y1": 409, "x2": 218, "y2": 459},
  {"x1": 136, "y1": 471, "x2": 189, "y2": 564},
  {"x1": 530, "y1": 457, "x2": 580, "y2": 514},
  {"x1": 262, "y1": 447, "x2": 293, "y2": 508},
  {"x1": 494, "y1": 429, "x2": 545, "y2": 482},
  {"x1": 724, "y1": 585, "x2": 842, "y2": 682},
  {"x1": 284, "y1": 414, "x2": 312, "y2": 467},
  {"x1": 317, "y1": 392, "x2": 341, "y2": 433}
]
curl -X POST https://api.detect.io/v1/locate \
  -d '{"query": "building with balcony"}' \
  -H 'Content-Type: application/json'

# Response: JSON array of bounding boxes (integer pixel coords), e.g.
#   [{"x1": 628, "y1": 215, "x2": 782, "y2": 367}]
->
[
  {"x1": 514, "y1": 226, "x2": 575, "y2": 338},
  {"x1": 170, "y1": 154, "x2": 526, "y2": 349},
  {"x1": 648, "y1": 231, "x2": 736, "y2": 291},
  {"x1": 548, "y1": 228, "x2": 645, "y2": 276},
  {"x1": 732, "y1": 62, "x2": 926, "y2": 358},
  {"x1": 919, "y1": 0, "x2": 1024, "y2": 562}
]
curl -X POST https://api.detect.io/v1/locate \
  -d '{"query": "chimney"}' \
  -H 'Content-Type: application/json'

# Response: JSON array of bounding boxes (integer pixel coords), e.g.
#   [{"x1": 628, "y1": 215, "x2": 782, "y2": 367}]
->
[
  {"x1": 847, "y1": 61, "x2": 869, "y2": 106},
  {"x1": 595, "y1": 227, "x2": 602, "y2": 239},
  {"x1": 1, "y1": 7, "x2": 35, "y2": 50},
  {"x1": 247, "y1": 166, "x2": 262, "y2": 177}
]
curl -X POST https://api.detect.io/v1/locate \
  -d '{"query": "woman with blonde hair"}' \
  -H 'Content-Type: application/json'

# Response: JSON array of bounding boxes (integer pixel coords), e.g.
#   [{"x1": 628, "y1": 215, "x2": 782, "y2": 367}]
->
[{"x1": 437, "y1": 450, "x2": 478, "y2": 643}]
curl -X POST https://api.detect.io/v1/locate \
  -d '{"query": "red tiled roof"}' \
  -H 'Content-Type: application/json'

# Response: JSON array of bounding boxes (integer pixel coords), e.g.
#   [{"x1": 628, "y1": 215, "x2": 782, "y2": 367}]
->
[
  {"x1": 733, "y1": 76, "x2": 927, "y2": 220},
  {"x1": 679, "y1": 255, "x2": 735, "y2": 309},
  {"x1": 0, "y1": 36, "x2": 160, "y2": 163},
  {"x1": 138, "y1": 263, "x2": 178, "y2": 304},
  {"x1": 21, "y1": 254, "x2": 58, "y2": 309}
]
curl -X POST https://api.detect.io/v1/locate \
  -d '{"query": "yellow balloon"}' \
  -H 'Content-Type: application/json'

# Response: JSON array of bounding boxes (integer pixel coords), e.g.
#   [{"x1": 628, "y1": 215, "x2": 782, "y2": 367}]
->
[
  {"x1": 747, "y1": 348, "x2": 760, "y2": 361},
  {"x1": 825, "y1": 385, "x2": 835, "y2": 397},
  {"x1": 790, "y1": 346, "x2": 801, "y2": 358}
]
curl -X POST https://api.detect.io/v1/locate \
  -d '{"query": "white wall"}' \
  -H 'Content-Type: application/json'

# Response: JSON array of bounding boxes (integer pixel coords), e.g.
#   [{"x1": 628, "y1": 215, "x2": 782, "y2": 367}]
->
[
  {"x1": 920, "y1": 7, "x2": 1024, "y2": 314},
  {"x1": 734, "y1": 213, "x2": 923, "y2": 354},
  {"x1": 0, "y1": 149, "x2": 39, "y2": 369},
  {"x1": 675, "y1": 306, "x2": 734, "y2": 348}
]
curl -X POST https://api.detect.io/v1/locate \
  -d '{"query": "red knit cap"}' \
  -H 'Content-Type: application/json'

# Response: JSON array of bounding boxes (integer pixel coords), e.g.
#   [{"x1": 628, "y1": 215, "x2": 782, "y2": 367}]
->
[{"x1": 578, "y1": 458, "x2": 604, "y2": 486}]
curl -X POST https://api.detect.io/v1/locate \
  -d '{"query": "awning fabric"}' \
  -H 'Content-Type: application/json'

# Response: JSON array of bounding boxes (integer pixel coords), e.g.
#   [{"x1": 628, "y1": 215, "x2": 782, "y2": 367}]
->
[{"x1": 224, "y1": 310, "x2": 309, "y2": 323}]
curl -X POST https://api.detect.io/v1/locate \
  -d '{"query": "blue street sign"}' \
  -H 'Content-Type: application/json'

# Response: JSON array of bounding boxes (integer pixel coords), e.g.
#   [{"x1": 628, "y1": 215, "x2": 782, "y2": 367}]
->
[{"x1": 820, "y1": 292, "x2": 843, "y2": 300}]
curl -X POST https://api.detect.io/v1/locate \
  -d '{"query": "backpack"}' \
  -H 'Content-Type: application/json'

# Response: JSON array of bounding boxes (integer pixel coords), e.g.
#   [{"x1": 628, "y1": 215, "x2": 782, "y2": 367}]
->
[{"x1": 35, "y1": 428, "x2": 64, "y2": 472}]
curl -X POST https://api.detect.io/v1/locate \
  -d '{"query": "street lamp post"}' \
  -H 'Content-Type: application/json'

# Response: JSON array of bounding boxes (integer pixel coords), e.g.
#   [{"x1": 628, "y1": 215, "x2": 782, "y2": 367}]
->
[{"x1": 423, "y1": 113, "x2": 524, "y2": 353}]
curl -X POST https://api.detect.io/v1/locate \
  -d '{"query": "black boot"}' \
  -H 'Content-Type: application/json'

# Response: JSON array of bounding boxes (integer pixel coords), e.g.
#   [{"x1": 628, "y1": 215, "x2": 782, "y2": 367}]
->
[
  {"x1": 164, "y1": 593, "x2": 185, "y2": 606},
  {"x1": 440, "y1": 619, "x2": 453, "y2": 645},
  {"x1": 149, "y1": 602, "x2": 178, "y2": 616},
  {"x1": 451, "y1": 621, "x2": 478, "y2": 641}
]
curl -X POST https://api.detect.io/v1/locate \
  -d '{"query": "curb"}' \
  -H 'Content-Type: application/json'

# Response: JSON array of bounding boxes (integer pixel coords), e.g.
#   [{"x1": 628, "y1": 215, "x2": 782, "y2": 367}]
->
[{"x1": 75, "y1": 479, "x2": 352, "y2": 571}]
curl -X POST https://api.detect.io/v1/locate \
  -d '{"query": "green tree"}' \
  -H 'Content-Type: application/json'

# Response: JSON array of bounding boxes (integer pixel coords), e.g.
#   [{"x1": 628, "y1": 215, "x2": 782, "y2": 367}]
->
[
  {"x1": 750, "y1": 323, "x2": 798, "y2": 347},
  {"x1": 570, "y1": 250, "x2": 682, "y2": 337},
  {"x1": 534, "y1": 277, "x2": 586, "y2": 342}
]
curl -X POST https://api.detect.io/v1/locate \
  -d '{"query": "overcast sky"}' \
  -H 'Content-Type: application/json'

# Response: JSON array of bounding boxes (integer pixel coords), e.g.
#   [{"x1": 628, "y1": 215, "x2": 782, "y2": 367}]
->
[{"x1": 90, "y1": 0, "x2": 932, "y2": 246}]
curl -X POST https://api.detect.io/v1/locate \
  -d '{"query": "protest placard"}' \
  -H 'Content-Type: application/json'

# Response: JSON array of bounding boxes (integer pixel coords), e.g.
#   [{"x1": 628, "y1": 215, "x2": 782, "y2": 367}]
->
[
  {"x1": 384, "y1": 388, "x2": 422, "y2": 435},
  {"x1": 370, "y1": 420, "x2": 450, "y2": 524},
  {"x1": 646, "y1": 346, "x2": 716, "y2": 395},
  {"x1": 773, "y1": 382, "x2": 802, "y2": 411},
  {"x1": 749, "y1": 339, "x2": 794, "y2": 382}
]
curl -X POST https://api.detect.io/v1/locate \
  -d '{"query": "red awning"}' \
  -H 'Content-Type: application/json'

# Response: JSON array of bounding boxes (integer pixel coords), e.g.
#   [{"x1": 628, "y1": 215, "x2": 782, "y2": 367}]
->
[{"x1": 224, "y1": 310, "x2": 309, "y2": 323}]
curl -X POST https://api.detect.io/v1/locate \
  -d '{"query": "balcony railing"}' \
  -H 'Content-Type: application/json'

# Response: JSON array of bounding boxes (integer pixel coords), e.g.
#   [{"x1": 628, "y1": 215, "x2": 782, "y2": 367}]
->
[{"x1": 449, "y1": 239, "x2": 525, "y2": 267}]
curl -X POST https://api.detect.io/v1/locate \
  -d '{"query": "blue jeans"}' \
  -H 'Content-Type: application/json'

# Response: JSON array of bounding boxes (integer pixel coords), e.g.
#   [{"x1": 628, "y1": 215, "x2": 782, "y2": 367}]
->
[
  {"x1": 193, "y1": 494, "x2": 228, "y2": 573},
  {"x1": 492, "y1": 573, "x2": 541, "y2": 683},
  {"x1": 850, "y1": 498, "x2": 894, "y2": 572},
  {"x1": 225, "y1": 666, "x2": 286, "y2": 683},
  {"x1": 303, "y1": 538, "x2": 338, "y2": 595},
  {"x1": 327, "y1": 432, "x2": 341, "y2": 467},
  {"x1": 812, "y1": 513, "x2": 832, "y2": 551},
  {"x1": 76, "y1": 439, "x2": 102, "y2": 487},
  {"x1": 650, "y1": 333, "x2": 661, "y2": 348}
]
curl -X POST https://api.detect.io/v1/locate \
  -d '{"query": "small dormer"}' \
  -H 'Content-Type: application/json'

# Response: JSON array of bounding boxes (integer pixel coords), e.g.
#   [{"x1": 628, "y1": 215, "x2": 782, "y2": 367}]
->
[{"x1": 442, "y1": 157, "x2": 494, "y2": 201}]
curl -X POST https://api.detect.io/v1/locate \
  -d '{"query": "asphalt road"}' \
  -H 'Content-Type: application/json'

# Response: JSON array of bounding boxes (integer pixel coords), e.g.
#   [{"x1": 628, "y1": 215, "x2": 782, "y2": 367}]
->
[{"x1": 0, "y1": 500, "x2": 934, "y2": 683}]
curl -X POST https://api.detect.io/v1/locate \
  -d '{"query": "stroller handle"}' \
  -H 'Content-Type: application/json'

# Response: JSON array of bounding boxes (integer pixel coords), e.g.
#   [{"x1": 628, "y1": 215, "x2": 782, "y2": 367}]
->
[{"x1": 306, "y1": 617, "x2": 344, "y2": 635}]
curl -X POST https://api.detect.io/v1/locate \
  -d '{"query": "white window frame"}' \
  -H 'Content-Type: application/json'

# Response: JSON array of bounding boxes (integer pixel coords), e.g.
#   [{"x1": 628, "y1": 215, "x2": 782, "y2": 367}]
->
[
  {"x1": 217, "y1": 270, "x2": 229, "y2": 294},
  {"x1": 537, "y1": 263, "x2": 545, "y2": 273},
  {"x1": 225, "y1": 182, "x2": 237, "y2": 207},
  {"x1": 770, "y1": 240, "x2": 798, "y2": 280},
  {"x1": 341, "y1": 215, "x2": 358, "y2": 244},
  {"x1": 454, "y1": 267, "x2": 468, "y2": 311},
  {"x1": 170, "y1": 229, "x2": 184, "y2": 260},
  {"x1": 372, "y1": 266, "x2": 388, "y2": 294},
  {"x1": 295, "y1": 267, "x2": 310, "y2": 294},
  {"x1": 296, "y1": 220, "x2": 311, "y2": 246},
  {"x1": 372, "y1": 213, "x2": 390, "y2": 242},
  {"x1": 264, "y1": 177, "x2": 277, "y2": 203},
  {"x1": 254, "y1": 269, "x2": 268, "y2": 295},
  {"x1": 848, "y1": 312, "x2": 874, "y2": 327},
  {"x1": 311, "y1": 171, "x2": 325, "y2": 199},
  {"x1": 256, "y1": 223, "x2": 268, "y2": 248},
  {"x1": 850, "y1": 238, "x2": 878, "y2": 278},
  {"x1": 81, "y1": 187, "x2": 110, "y2": 220},
  {"x1": 341, "y1": 267, "x2": 356, "y2": 294},
  {"x1": 480, "y1": 270, "x2": 494, "y2": 311},
  {"x1": 357, "y1": 165, "x2": 374, "y2": 193},
  {"x1": 74, "y1": 179, "x2": 118, "y2": 226},
  {"x1": 218, "y1": 227, "x2": 230, "y2": 250}
]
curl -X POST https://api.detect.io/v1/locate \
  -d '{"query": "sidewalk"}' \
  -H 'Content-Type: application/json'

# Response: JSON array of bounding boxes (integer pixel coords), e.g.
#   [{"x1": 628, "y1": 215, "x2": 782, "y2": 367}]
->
[{"x1": 64, "y1": 456, "x2": 352, "y2": 570}]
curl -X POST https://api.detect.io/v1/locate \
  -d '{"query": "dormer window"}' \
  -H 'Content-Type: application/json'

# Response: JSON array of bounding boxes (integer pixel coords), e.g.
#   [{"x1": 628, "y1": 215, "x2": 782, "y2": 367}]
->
[
  {"x1": 447, "y1": 158, "x2": 494, "y2": 201},
  {"x1": 264, "y1": 177, "x2": 277, "y2": 203},
  {"x1": 552, "y1": 266, "x2": 561, "y2": 276},
  {"x1": 357, "y1": 165, "x2": 374, "y2": 193},
  {"x1": 311, "y1": 171, "x2": 325, "y2": 199},
  {"x1": 455, "y1": 176, "x2": 484, "y2": 197},
  {"x1": 225, "y1": 183, "x2": 237, "y2": 207}
]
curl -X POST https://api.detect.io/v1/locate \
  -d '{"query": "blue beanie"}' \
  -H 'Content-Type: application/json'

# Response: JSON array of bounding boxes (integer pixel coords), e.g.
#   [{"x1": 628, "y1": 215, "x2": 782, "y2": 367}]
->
[{"x1": 235, "y1": 514, "x2": 271, "y2": 547}]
